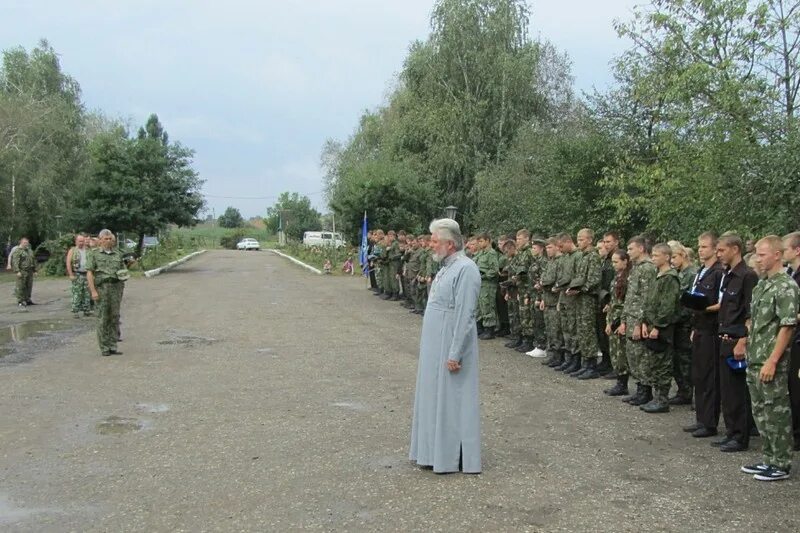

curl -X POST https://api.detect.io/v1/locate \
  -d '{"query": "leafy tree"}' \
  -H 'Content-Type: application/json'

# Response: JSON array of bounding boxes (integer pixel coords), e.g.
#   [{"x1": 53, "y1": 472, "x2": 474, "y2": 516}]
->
[
  {"x1": 265, "y1": 192, "x2": 322, "y2": 241},
  {"x1": 218, "y1": 206, "x2": 245, "y2": 228}
]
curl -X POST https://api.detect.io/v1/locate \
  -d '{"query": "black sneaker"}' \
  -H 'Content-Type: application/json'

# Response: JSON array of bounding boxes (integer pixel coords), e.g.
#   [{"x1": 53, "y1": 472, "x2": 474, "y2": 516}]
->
[
  {"x1": 754, "y1": 465, "x2": 790, "y2": 481},
  {"x1": 740, "y1": 463, "x2": 770, "y2": 475}
]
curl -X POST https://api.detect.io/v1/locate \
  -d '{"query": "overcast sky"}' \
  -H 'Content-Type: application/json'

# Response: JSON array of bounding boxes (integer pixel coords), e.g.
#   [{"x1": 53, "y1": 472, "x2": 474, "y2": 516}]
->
[{"x1": 2, "y1": 0, "x2": 639, "y2": 218}]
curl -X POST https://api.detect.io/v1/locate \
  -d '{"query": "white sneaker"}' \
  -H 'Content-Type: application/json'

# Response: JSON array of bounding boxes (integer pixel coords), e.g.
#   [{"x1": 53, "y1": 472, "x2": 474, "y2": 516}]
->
[
  {"x1": 525, "y1": 348, "x2": 538, "y2": 357},
  {"x1": 530, "y1": 348, "x2": 548, "y2": 358}
]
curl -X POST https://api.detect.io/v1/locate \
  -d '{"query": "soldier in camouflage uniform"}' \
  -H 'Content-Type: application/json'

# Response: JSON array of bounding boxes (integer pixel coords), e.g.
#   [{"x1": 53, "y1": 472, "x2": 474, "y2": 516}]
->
[
  {"x1": 598, "y1": 231, "x2": 621, "y2": 376},
  {"x1": 669, "y1": 240, "x2": 698, "y2": 405},
  {"x1": 541, "y1": 238, "x2": 564, "y2": 366},
  {"x1": 66, "y1": 234, "x2": 93, "y2": 317},
  {"x1": 555, "y1": 233, "x2": 581, "y2": 372},
  {"x1": 10, "y1": 237, "x2": 37, "y2": 308},
  {"x1": 474, "y1": 233, "x2": 500, "y2": 339},
  {"x1": 402, "y1": 235, "x2": 419, "y2": 309},
  {"x1": 495, "y1": 236, "x2": 511, "y2": 337},
  {"x1": 371, "y1": 230, "x2": 385, "y2": 295},
  {"x1": 413, "y1": 235, "x2": 430, "y2": 314},
  {"x1": 570, "y1": 229, "x2": 603, "y2": 378},
  {"x1": 740, "y1": 236, "x2": 800, "y2": 481},
  {"x1": 621, "y1": 235, "x2": 657, "y2": 406},
  {"x1": 87, "y1": 229, "x2": 128, "y2": 357},
  {"x1": 527, "y1": 236, "x2": 548, "y2": 357},
  {"x1": 501, "y1": 239, "x2": 523, "y2": 349},
  {"x1": 511, "y1": 230, "x2": 534, "y2": 353},
  {"x1": 603, "y1": 249, "x2": 631, "y2": 396},
  {"x1": 640, "y1": 243, "x2": 682, "y2": 413},
  {"x1": 385, "y1": 231, "x2": 402, "y2": 301}
]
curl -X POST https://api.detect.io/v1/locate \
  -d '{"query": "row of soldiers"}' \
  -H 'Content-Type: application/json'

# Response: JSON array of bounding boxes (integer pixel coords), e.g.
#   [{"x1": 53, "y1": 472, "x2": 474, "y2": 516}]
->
[{"x1": 368, "y1": 227, "x2": 800, "y2": 482}]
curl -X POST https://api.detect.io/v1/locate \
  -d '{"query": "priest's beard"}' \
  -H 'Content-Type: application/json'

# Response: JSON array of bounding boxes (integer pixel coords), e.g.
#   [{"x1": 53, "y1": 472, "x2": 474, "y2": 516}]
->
[{"x1": 431, "y1": 253, "x2": 443, "y2": 263}]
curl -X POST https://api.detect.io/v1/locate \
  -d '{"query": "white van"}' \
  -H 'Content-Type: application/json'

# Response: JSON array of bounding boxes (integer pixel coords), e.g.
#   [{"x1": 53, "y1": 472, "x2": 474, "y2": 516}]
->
[{"x1": 302, "y1": 231, "x2": 346, "y2": 248}]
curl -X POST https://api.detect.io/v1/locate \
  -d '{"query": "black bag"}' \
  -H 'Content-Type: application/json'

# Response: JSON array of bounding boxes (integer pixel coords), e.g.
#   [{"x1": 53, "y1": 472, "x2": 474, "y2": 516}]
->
[
  {"x1": 719, "y1": 324, "x2": 748, "y2": 339},
  {"x1": 680, "y1": 290, "x2": 710, "y2": 311},
  {"x1": 645, "y1": 336, "x2": 669, "y2": 353}
]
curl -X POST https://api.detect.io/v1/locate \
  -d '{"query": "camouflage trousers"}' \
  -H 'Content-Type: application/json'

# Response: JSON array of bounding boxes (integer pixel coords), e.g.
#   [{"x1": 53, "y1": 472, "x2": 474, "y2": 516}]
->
[
  {"x1": 609, "y1": 331, "x2": 628, "y2": 375},
  {"x1": 543, "y1": 305, "x2": 563, "y2": 355},
  {"x1": 15, "y1": 270, "x2": 34, "y2": 303},
  {"x1": 640, "y1": 325, "x2": 674, "y2": 393},
  {"x1": 747, "y1": 359, "x2": 793, "y2": 470},
  {"x1": 414, "y1": 279, "x2": 426, "y2": 311},
  {"x1": 626, "y1": 335, "x2": 646, "y2": 382},
  {"x1": 519, "y1": 295, "x2": 533, "y2": 336},
  {"x1": 96, "y1": 281, "x2": 123, "y2": 354},
  {"x1": 532, "y1": 301, "x2": 546, "y2": 349},
  {"x1": 558, "y1": 294, "x2": 579, "y2": 355},
  {"x1": 576, "y1": 294, "x2": 599, "y2": 360},
  {"x1": 507, "y1": 291, "x2": 521, "y2": 336},
  {"x1": 672, "y1": 320, "x2": 693, "y2": 397},
  {"x1": 387, "y1": 263, "x2": 400, "y2": 293},
  {"x1": 375, "y1": 267, "x2": 384, "y2": 290},
  {"x1": 71, "y1": 274, "x2": 91, "y2": 314},
  {"x1": 478, "y1": 281, "x2": 498, "y2": 328}
]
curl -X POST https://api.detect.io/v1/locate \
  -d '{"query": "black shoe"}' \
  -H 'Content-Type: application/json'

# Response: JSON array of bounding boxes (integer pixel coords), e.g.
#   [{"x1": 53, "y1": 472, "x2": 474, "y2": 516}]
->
[
  {"x1": 711, "y1": 435, "x2": 733, "y2": 447},
  {"x1": 720, "y1": 440, "x2": 748, "y2": 453},
  {"x1": 26, "y1": 300, "x2": 36, "y2": 305},
  {"x1": 740, "y1": 462, "x2": 771, "y2": 475},
  {"x1": 515, "y1": 338, "x2": 533, "y2": 353},
  {"x1": 668, "y1": 395, "x2": 692, "y2": 406},
  {"x1": 478, "y1": 330, "x2": 495, "y2": 340},
  {"x1": 568, "y1": 361, "x2": 586, "y2": 377},
  {"x1": 603, "y1": 370, "x2": 619, "y2": 380},
  {"x1": 101, "y1": 351, "x2": 111, "y2": 357},
  {"x1": 109, "y1": 350, "x2": 123, "y2": 355},
  {"x1": 548, "y1": 354, "x2": 565, "y2": 368},
  {"x1": 505, "y1": 336, "x2": 523, "y2": 349},
  {"x1": 622, "y1": 384, "x2": 642, "y2": 403},
  {"x1": 564, "y1": 357, "x2": 582, "y2": 375},
  {"x1": 630, "y1": 386, "x2": 652, "y2": 406},
  {"x1": 555, "y1": 355, "x2": 573, "y2": 372},
  {"x1": 596, "y1": 356, "x2": 611, "y2": 374},
  {"x1": 604, "y1": 377, "x2": 629, "y2": 396},
  {"x1": 380, "y1": 293, "x2": 392, "y2": 300},
  {"x1": 692, "y1": 427, "x2": 718, "y2": 438},
  {"x1": 683, "y1": 422, "x2": 704, "y2": 433},
  {"x1": 753, "y1": 465, "x2": 791, "y2": 481},
  {"x1": 495, "y1": 327, "x2": 510, "y2": 338},
  {"x1": 476, "y1": 323, "x2": 485, "y2": 335},
  {"x1": 577, "y1": 361, "x2": 600, "y2": 380},
  {"x1": 641, "y1": 401, "x2": 669, "y2": 413},
  {"x1": 389, "y1": 294, "x2": 401, "y2": 301}
]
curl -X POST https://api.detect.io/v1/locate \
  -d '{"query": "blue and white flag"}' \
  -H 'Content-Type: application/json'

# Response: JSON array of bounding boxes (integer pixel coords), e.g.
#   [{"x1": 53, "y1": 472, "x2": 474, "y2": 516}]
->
[{"x1": 359, "y1": 211, "x2": 369, "y2": 275}]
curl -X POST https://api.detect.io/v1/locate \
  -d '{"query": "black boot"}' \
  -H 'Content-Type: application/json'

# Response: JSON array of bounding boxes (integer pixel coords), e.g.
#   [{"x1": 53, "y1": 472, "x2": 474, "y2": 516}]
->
[
  {"x1": 548, "y1": 352, "x2": 565, "y2": 368},
  {"x1": 478, "y1": 329, "x2": 496, "y2": 340},
  {"x1": 476, "y1": 322, "x2": 485, "y2": 335},
  {"x1": 541, "y1": 350, "x2": 557, "y2": 365},
  {"x1": 642, "y1": 387, "x2": 670, "y2": 413},
  {"x1": 596, "y1": 353, "x2": 612, "y2": 375},
  {"x1": 504, "y1": 334, "x2": 523, "y2": 349},
  {"x1": 515, "y1": 336, "x2": 533, "y2": 353},
  {"x1": 555, "y1": 354, "x2": 573, "y2": 372},
  {"x1": 496, "y1": 326, "x2": 510, "y2": 338},
  {"x1": 630, "y1": 385, "x2": 653, "y2": 406},
  {"x1": 668, "y1": 389, "x2": 693, "y2": 406},
  {"x1": 564, "y1": 355, "x2": 582, "y2": 375},
  {"x1": 622, "y1": 383, "x2": 643, "y2": 403},
  {"x1": 604, "y1": 375, "x2": 629, "y2": 396},
  {"x1": 578, "y1": 359, "x2": 600, "y2": 380},
  {"x1": 603, "y1": 370, "x2": 619, "y2": 380}
]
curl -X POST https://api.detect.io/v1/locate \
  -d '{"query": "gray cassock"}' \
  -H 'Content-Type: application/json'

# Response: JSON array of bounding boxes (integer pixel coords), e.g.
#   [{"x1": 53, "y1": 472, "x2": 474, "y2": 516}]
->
[{"x1": 409, "y1": 251, "x2": 481, "y2": 473}]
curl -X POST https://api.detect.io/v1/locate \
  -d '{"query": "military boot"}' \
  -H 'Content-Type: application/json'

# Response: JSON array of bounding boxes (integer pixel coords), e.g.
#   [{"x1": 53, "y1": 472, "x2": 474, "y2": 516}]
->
[
  {"x1": 568, "y1": 357, "x2": 586, "y2": 377},
  {"x1": 630, "y1": 385, "x2": 653, "y2": 406},
  {"x1": 622, "y1": 383, "x2": 643, "y2": 403},
  {"x1": 478, "y1": 329, "x2": 496, "y2": 340},
  {"x1": 515, "y1": 336, "x2": 533, "y2": 353},
  {"x1": 668, "y1": 389, "x2": 693, "y2": 406},
  {"x1": 548, "y1": 351, "x2": 565, "y2": 368},
  {"x1": 564, "y1": 355, "x2": 582, "y2": 375},
  {"x1": 604, "y1": 375, "x2": 629, "y2": 396},
  {"x1": 476, "y1": 322, "x2": 485, "y2": 335},
  {"x1": 541, "y1": 350, "x2": 557, "y2": 366},
  {"x1": 642, "y1": 387, "x2": 670, "y2": 413},
  {"x1": 555, "y1": 353, "x2": 573, "y2": 372},
  {"x1": 596, "y1": 353, "x2": 612, "y2": 375},
  {"x1": 504, "y1": 334, "x2": 523, "y2": 349},
  {"x1": 577, "y1": 359, "x2": 600, "y2": 380}
]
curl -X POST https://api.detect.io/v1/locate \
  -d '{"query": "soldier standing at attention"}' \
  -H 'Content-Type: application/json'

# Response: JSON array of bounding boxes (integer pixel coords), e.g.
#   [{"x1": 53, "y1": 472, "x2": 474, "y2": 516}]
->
[
  {"x1": 541, "y1": 237, "x2": 564, "y2": 367},
  {"x1": 604, "y1": 249, "x2": 632, "y2": 396},
  {"x1": 640, "y1": 243, "x2": 682, "y2": 413},
  {"x1": 495, "y1": 236, "x2": 511, "y2": 338},
  {"x1": 599, "y1": 231, "x2": 621, "y2": 376},
  {"x1": 474, "y1": 233, "x2": 500, "y2": 340},
  {"x1": 385, "y1": 231, "x2": 403, "y2": 301},
  {"x1": 87, "y1": 229, "x2": 129, "y2": 357},
  {"x1": 514, "y1": 230, "x2": 535, "y2": 354},
  {"x1": 782, "y1": 231, "x2": 800, "y2": 451},
  {"x1": 66, "y1": 233, "x2": 92, "y2": 318},
  {"x1": 502, "y1": 239, "x2": 522, "y2": 349},
  {"x1": 555, "y1": 233, "x2": 581, "y2": 372},
  {"x1": 11, "y1": 237, "x2": 37, "y2": 308},
  {"x1": 620, "y1": 236, "x2": 657, "y2": 406},
  {"x1": 527, "y1": 236, "x2": 548, "y2": 358},
  {"x1": 740, "y1": 236, "x2": 799, "y2": 481},
  {"x1": 668, "y1": 241, "x2": 697, "y2": 405},
  {"x1": 571, "y1": 229, "x2": 603, "y2": 378}
]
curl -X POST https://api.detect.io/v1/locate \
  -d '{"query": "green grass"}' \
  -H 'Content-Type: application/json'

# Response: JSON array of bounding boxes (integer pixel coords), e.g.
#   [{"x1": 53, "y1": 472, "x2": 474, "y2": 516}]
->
[
  {"x1": 172, "y1": 225, "x2": 276, "y2": 250},
  {"x1": 276, "y1": 241, "x2": 360, "y2": 276}
]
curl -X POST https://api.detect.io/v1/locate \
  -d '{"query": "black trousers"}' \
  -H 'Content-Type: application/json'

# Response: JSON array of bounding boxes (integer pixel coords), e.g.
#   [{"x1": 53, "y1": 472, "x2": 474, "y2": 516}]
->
[
  {"x1": 789, "y1": 341, "x2": 800, "y2": 446},
  {"x1": 496, "y1": 287, "x2": 509, "y2": 330},
  {"x1": 692, "y1": 329, "x2": 720, "y2": 430},
  {"x1": 719, "y1": 340, "x2": 752, "y2": 445},
  {"x1": 369, "y1": 266, "x2": 377, "y2": 288}
]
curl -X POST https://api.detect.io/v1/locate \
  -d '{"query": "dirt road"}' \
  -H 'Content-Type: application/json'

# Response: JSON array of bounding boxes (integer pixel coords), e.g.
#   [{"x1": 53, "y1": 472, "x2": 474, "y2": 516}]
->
[{"x1": 0, "y1": 250, "x2": 796, "y2": 531}]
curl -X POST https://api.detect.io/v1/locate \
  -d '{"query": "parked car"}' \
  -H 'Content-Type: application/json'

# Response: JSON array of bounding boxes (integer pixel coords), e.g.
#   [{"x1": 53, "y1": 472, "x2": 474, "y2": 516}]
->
[
  {"x1": 123, "y1": 239, "x2": 137, "y2": 250},
  {"x1": 237, "y1": 238, "x2": 261, "y2": 251},
  {"x1": 143, "y1": 236, "x2": 159, "y2": 248},
  {"x1": 302, "y1": 231, "x2": 345, "y2": 248}
]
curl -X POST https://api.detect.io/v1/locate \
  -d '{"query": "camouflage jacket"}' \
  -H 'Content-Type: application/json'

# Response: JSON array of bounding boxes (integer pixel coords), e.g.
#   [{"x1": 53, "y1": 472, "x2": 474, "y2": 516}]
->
[
  {"x1": 599, "y1": 252, "x2": 616, "y2": 304},
  {"x1": 623, "y1": 258, "x2": 657, "y2": 334},
  {"x1": 86, "y1": 248, "x2": 125, "y2": 285},
  {"x1": 572, "y1": 248, "x2": 602, "y2": 296},
  {"x1": 508, "y1": 243, "x2": 533, "y2": 294},
  {"x1": 643, "y1": 268, "x2": 681, "y2": 329},
  {"x1": 540, "y1": 255, "x2": 561, "y2": 306},
  {"x1": 386, "y1": 241, "x2": 402, "y2": 265},
  {"x1": 474, "y1": 249, "x2": 499, "y2": 283},
  {"x1": 528, "y1": 254, "x2": 545, "y2": 299},
  {"x1": 11, "y1": 246, "x2": 36, "y2": 272},
  {"x1": 747, "y1": 271, "x2": 800, "y2": 367},
  {"x1": 556, "y1": 249, "x2": 580, "y2": 304},
  {"x1": 607, "y1": 274, "x2": 626, "y2": 325},
  {"x1": 405, "y1": 248, "x2": 422, "y2": 277}
]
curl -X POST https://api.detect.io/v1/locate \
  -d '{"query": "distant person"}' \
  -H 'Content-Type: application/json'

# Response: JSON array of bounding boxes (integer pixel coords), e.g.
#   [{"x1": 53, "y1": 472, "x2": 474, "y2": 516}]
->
[
  {"x1": 342, "y1": 256, "x2": 354, "y2": 275},
  {"x1": 410, "y1": 218, "x2": 481, "y2": 474},
  {"x1": 323, "y1": 259, "x2": 332, "y2": 275},
  {"x1": 11, "y1": 237, "x2": 37, "y2": 308},
  {"x1": 87, "y1": 229, "x2": 129, "y2": 357},
  {"x1": 66, "y1": 234, "x2": 92, "y2": 318}
]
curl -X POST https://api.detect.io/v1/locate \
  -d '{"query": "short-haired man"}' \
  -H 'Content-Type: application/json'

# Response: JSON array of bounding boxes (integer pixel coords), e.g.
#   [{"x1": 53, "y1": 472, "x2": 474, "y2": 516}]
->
[
  {"x1": 66, "y1": 234, "x2": 92, "y2": 317},
  {"x1": 715, "y1": 232, "x2": 759, "y2": 453},
  {"x1": 474, "y1": 233, "x2": 500, "y2": 340},
  {"x1": 87, "y1": 229, "x2": 128, "y2": 357},
  {"x1": 740, "y1": 236, "x2": 799, "y2": 480},
  {"x1": 782, "y1": 231, "x2": 800, "y2": 451},
  {"x1": 554, "y1": 233, "x2": 581, "y2": 372},
  {"x1": 541, "y1": 237, "x2": 564, "y2": 366},
  {"x1": 570, "y1": 229, "x2": 603, "y2": 378},
  {"x1": 11, "y1": 237, "x2": 37, "y2": 308},
  {"x1": 598, "y1": 231, "x2": 621, "y2": 376}
]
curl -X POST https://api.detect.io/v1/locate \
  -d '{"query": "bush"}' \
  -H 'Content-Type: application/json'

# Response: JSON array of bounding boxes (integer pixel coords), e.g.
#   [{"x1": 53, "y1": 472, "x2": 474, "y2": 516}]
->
[
  {"x1": 277, "y1": 241, "x2": 359, "y2": 275},
  {"x1": 219, "y1": 229, "x2": 251, "y2": 250},
  {"x1": 35, "y1": 234, "x2": 76, "y2": 276}
]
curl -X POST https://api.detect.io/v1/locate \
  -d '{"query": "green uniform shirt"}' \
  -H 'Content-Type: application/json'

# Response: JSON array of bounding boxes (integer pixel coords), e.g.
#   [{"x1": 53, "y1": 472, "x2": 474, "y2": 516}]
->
[
  {"x1": 573, "y1": 248, "x2": 602, "y2": 295},
  {"x1": 747, "y1": 271, "x2": 800, "y2": 367},
  {"x1": 406, "y1": 248, "x2": 422, "y2": 277},
  {"x1": 474, "y1": 248, "x2": 499, "y2": 283},
  {"x1": 623, "y1": 258, "x2": 657, "y2": 332},
  {"x1": 557, "y1": 249, "x2": 580, "y2": 304},
  {"x1": 608, "y1": 275, "x2": 626, "y2": 325},
  {"x1": 540, "y1": 255, "x2": 561, "y2": 306},
  {"x1": 600, "y1": 252, "x2": 616, "y2": 304},
  {"x1": 509, "y1": 244, "x2": 533, "y2": 295},
  {"x1": 643, "y1": 267, "x2": 681, "y2": 328},
  {"x1": 11, "y1": 246, "x2": 36, "y2": 272},
  {"x1": 86, "y1": 248, "x2": 125, "y2": 284},
  {"x1": 528, "y1": 254, "x2": 545, "y2": 300},
  {"x1": 387, "y1": 241, "x2": 402, "y2": 266}
]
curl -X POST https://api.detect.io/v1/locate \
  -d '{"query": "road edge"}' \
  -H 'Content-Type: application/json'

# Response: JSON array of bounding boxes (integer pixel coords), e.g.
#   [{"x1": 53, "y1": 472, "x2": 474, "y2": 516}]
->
[
  {"x1": 144, "y1": 250, "x2": 207, "y2": 278},
  {"x1": 268, "y1": 249, "x2": 322, "y2": 275}
]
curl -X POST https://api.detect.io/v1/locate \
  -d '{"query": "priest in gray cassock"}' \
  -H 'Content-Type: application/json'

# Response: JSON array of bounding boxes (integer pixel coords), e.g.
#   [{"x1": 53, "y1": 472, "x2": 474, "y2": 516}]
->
[{"x1": 409, "y1": 218, "x2": 482, "y2": 474}]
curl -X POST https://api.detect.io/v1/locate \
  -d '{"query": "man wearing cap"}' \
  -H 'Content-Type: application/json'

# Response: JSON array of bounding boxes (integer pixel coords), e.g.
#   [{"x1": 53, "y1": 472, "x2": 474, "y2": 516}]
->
[
  {"x1": 87, "y1": 229, "x2": 129, "y2": 357},
  {"x1": 715, "y1": 232, "x2": 759, "y2": 452}
]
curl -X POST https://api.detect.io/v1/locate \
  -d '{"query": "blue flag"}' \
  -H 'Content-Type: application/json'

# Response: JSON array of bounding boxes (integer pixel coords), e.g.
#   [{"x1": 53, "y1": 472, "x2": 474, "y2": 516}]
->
[{"x1": 359, "y1": 211, "x2": 369, "y2": 275}]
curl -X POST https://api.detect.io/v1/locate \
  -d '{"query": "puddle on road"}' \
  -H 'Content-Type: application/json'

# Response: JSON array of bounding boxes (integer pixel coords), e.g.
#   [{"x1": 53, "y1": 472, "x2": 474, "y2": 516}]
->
[
  {"x1": 96, "y1": 416, "x2": 145, "y2": 435},
  {"x1": 134, "y1": 403, "x2": 170, "y2": 414},
  {"x1": 0, "y1": 320, "x2": 72, "y2": 358}
]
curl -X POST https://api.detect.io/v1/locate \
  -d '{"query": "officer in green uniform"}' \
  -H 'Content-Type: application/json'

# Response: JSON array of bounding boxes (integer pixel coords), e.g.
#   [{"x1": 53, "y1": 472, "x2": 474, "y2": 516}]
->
[
  {"x1": 414, "y1": 235, "x2": 430, "y2": 314},
  {"x1": 571, "y1": 229, "x2": 603, "y2": 379},
  {"x1": 740, "y1": 236, "x2": 800, "y2": 481},
  {"x1": 66, "y1": 234, "x2": 92, "y2": 317},
  {"x1": 541, "y1": 238, "x2": 564, "y2": 367},
  {"x1": 513, "y1": 230, "x2": 535, "y2": 353},
  {"x1": 87, "y1": 229, "x2": 129, "y2": 357},
  {"x1": 555, "y1": 233, "x2": 581, "y2": 373},
  {"x1": 474, "y1": 233, "x2": 500, "y2": 339},
  {"x1": 603, "y1": 249, "x2": 631, "y2": 396},
  {"x1": 11, "y1": 237, "x2": 37, "y2": 308},
  {"x1": 403, "y1": 235, "x2": 420, "y2": 309},
  {"x1": 501, "y1": 239, "x2": 522, "y2": 348},
  {"x1": 385, "y1": 231, "x2": 402, "y2": 301}
]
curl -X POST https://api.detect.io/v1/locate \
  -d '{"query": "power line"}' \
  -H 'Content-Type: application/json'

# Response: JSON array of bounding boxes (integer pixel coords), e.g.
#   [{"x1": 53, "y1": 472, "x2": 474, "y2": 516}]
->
[{"x1": 202, "y1": 190, "x2": 326, "y2": 200}]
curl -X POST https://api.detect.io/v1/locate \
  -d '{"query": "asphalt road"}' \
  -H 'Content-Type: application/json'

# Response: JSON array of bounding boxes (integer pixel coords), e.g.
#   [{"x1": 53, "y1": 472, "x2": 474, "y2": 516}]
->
[{"x1": 0, "y1": 250, "x2": 797, "y2": 532}]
